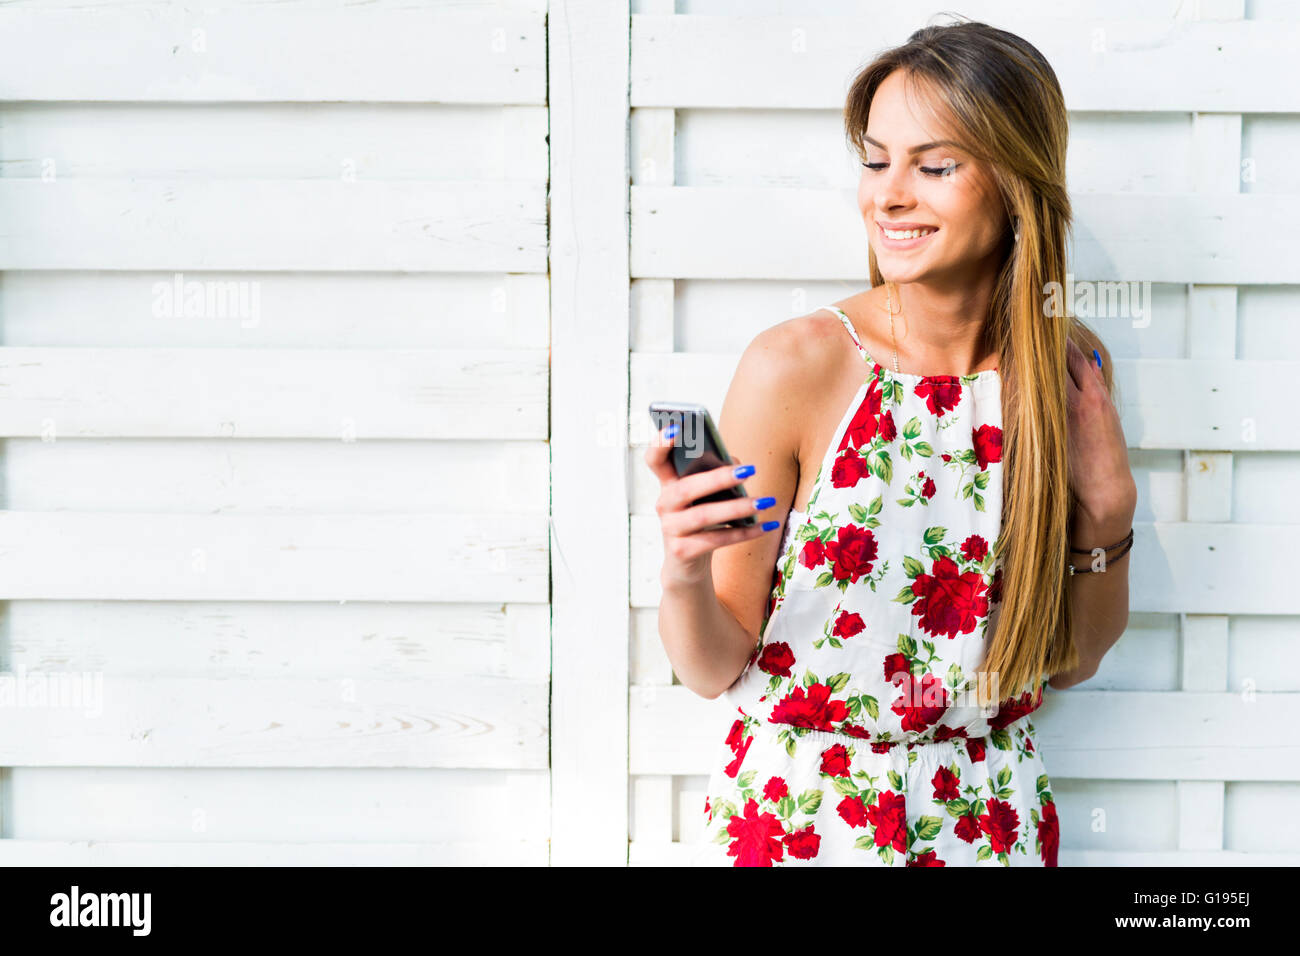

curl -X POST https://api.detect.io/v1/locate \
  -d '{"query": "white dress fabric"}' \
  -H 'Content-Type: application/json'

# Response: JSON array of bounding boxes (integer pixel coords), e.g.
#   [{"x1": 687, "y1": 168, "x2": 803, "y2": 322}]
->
[{"x1": 690, "y1": 305, "x2": 1057, "y2": 867}]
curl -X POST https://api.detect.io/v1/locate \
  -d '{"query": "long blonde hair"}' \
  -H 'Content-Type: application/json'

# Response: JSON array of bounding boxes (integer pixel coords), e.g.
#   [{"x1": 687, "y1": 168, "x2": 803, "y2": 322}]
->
[{"x1": 843, "y1": 17, "x2": 1116, "y2": 705}]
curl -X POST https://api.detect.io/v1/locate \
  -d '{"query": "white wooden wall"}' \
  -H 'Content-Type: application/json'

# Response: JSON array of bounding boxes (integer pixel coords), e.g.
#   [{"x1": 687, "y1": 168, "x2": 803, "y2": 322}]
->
[
  {"x1": 1, "y1": 0, "x2": 1297, "y2": 867},
  {"x1": 0, "y1": 0, "x2": 552, "y2": 864},
  {"x1": 625, "y1": 0, "x2": 1300, "y2": 866}
]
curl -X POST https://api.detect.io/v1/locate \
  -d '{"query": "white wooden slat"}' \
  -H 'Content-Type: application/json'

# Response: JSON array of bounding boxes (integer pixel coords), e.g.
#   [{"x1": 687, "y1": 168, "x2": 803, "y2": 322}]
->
[
  {"x1": 0, "y1": 180, "x2": 547, "y2": 272},
  {"x1": 632, "y1": 517, "x2": 1300, "y2": 615},
  {"x1": 7, "y1": 767, "x2": 548, "y2": 842},
  {"x1": 0, "y1": 512, "x2": 548, "y2": 602},
  {"x1": 4, "y1": 600, "x2": 549, "y2": 682},
  {"x1": 0, "y1": 677, "x2": 548, "y2": 769},
  {"x1": 0, "y1": 6, "x2": 546, "y2": 104},
  {"x1": 630, "y1": 352, "x2": 1299, "y2": 451},
  {"x1": 1181, "y1": 615, "x2": 1229, "y2": 691},
  {"x1": 631, "y1": 686, "x2": 1300, "y2": 781},
  {"x1": 631, "y1": 14, "x2": 1300, "y2": 113},
  {"x1": 632, "y1": 776, "x2": 674, "y2": 845},
  {"x1": 0, "y1": 439, "x2": 547, "y2": 514},
  {"x1": 0, "y1": 840, "x2": 548, "y2": 866},
  {"x1": 0, "y1": 103, "x2": 550, "y2": 185},
  {"x1": 0, "y1": 271, "x2": 551, "y2": 350},
  {"x1": 632, "y1": 187, "x2": 1300, "y2": 285},
  {"x1": 629, "y1": 840, "x2": 1300, "y2": 867},
  {"x1": 548, "y1": 0, "x2": 631, "y2": 866},
  {"x1": 1178, "y1": 780, "x2": 1225, "y2": 852},
  {"x1": 0, "y1": 348, "x2": 547, "y2": 439}
]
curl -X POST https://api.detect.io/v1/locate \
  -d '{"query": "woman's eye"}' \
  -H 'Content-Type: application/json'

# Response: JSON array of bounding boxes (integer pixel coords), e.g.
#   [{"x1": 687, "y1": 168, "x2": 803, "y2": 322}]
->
[{"x1": 861, "y1": 161, "x2": 957, "y2": 177}]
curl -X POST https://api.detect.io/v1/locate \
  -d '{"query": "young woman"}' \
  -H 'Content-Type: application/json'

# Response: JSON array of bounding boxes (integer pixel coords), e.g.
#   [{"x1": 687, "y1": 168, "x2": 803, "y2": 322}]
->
[{"x1": 646, "y1": 19, "x2": 1136, "y2": 866}]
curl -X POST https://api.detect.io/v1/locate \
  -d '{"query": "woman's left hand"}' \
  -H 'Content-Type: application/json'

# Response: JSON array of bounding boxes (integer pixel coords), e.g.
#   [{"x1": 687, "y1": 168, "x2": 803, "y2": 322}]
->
[{"x1": 1065, "y1": 338, "x2": 1137, "y2": 524}]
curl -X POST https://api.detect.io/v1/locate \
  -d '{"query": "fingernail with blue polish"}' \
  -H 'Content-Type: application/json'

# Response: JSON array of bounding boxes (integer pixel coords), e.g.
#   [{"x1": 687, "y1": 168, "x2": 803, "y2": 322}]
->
[
  {"x1": 761, "y1": 520, "x2": 779, "y2": 531},
  {"x1": 754, "y1": 496, "x2": 775, "y2": 510},
  {"x1": 734, "y1": 464, "x2": 755, "y2": 479},
  {"x1": 1092, "y1": 349, "x2": 1101, "y2": 369},
  {"x1": 664, "y1": 424, "x2": 677, "y2": 439}
]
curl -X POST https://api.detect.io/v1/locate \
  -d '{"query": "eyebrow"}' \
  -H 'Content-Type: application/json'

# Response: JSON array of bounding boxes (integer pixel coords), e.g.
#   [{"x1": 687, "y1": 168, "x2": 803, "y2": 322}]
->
[{"x1": 862, "y1": 134, "x2": 962, "y2": 155}]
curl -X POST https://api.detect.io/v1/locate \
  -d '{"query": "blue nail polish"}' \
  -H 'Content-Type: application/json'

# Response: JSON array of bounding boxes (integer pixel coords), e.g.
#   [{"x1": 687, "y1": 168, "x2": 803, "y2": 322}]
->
[
  {"x1": 761, "y1": 520, "x2": 779, "y2": 531},
  {"x1": 755, "y1": 496, "x2": 776, "y2": 509},
  {"x1": 664, "y1": 424, "x2": 677, "y2": 438},
  {"x1": 1092, "y1": 349, "x2": 1101, "y2": 369},
  {"x1": 734, "y1": 464, "x2": 755, "y2": 479}
]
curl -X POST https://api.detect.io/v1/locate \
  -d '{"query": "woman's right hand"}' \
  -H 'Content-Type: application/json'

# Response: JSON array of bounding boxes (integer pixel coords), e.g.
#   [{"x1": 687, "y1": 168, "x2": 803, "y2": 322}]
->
[{"x1": 644, "y1": 422, "x2": 780, "y2": 587}]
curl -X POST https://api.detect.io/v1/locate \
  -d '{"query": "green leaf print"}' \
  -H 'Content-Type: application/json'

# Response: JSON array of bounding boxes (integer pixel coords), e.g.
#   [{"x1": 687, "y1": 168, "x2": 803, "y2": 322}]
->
[
  {"x1": 879, "y1": 845, "x2": 895, "y2": 866},
  {"x1": 974, "y1": 470, "x2": 989, "y2": 489},
  {"x1": 888, "y1": 769, "x2": 904, "y2": 791},
  {"x1": 898, "y1": 634, "x2": 918, "y2": 657},
  {"x1": 913, "y1": 441, "x2": 934, "y2": 457},
  {"x1": 861, "y1": 694, "x2": 879, "y2": 721},
  {"x1": 738, "y1": 769, "x2": 757, "y2": 790},
  {"x1": 902, "y1": 555, "x2": 925, "y2": 578},
  {"x1": 996, "y1": 766, "x2": 1012, "y2": 789},
  {"x1": 803, "y1": 671, "x2": 819, "y2": 688},
  {"x1": 853, "y1": 834, "x2": 875, "y2": 851},
  {"x1": 946, "y1": 798, "x2": 971, "y2": 817},
  {"x1": 923, "y1": 526, "x2": 947, "y2": 545},
  {"x1": 973, "y1": 492, "x2": 985, "y2": 512},
  {"x1": 870, "y1": 449, "x2": 893, "y2": 485},
  {"x1": 831, "y1": 776, "x2": 858, "y2": 796},
  {"x1": 826, "y1": 672, "x2": 851, "y2": 693},
  {"x1": 976, "y1": 844, "x2": 994, "y2": 861},
  {"x1": 1037, "y1": 774, "x2": 1051, "y2": 794},
  {"x1": 903, "y1": 416, "x2": 922, "y2": 440},
  {"x1": 777, "y1": 796, "x2": 795, "y2": 819},
  {"x1": 868, "y1": 495, "x2": 882, "y2": 515},
  {"x1": 798, "y1": 790, "x2": 823, "y2": 814},
  {"x1": 893, "y1": 584, "x2": 918, "y2": 604},
  {"x1": 914, "y1": 816, "x2": 943, "y2": 840},
  {"x1": 816, "y1": 571, "x2": 835, "y2": 588},
  {"x1": 847, "y1": 501, "x2": 870, "y2": 523}
]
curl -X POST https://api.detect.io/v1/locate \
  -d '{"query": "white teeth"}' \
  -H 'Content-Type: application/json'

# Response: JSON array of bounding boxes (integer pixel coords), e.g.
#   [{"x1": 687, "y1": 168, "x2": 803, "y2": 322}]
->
[{"x1": 883, "y1": 226, "x2": 936, "y2": 240}]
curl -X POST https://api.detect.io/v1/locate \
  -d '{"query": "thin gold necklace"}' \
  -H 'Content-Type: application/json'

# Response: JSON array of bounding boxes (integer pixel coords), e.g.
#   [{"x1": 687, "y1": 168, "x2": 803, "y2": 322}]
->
[{"x1": 883, "y1": 281, "x2": 901, "y2": 373}]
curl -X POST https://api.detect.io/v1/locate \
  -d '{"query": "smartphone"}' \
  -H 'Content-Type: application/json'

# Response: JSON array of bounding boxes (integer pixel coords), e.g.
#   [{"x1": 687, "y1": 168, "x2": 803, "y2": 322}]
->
[{"x1": 648, "y1": 401, "x2": 755, "y2": 529}]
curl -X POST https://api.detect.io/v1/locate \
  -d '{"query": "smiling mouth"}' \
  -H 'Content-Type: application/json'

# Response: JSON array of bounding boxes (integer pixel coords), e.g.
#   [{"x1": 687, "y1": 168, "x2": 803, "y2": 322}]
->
[{"x1": 879, "y1": 224, "x2": 939, "y2": 241}]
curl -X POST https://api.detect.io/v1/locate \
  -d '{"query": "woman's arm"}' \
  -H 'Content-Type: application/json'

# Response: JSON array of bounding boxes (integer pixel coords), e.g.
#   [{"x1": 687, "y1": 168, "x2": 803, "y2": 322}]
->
[
  {"x1": 1048, "y1": 495, "x2": 1136, "y2": 690},
  {"x1": 1048, "y1": 329, "x2": 1136, "y2": 691}
]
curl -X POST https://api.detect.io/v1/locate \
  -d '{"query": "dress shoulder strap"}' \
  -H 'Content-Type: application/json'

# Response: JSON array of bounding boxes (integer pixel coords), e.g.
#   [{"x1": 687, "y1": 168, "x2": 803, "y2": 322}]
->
[{"x1": 816, "y1": 304, "x2": 869, "y2": 360}]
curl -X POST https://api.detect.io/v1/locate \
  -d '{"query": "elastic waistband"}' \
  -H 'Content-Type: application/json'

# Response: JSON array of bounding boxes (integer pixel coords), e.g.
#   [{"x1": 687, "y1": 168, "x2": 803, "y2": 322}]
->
[{"x1": 736, "y1": 706, "x2": 1035, "y2": 754}]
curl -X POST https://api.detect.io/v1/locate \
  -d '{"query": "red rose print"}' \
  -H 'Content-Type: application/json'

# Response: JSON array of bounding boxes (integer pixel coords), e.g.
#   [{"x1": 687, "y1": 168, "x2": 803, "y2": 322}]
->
[
  {"x1": 819, "y1": 744, "x2": 851, "y2": 778},
  {"x1": 838, "y1": 383, "x2": 884, "y2": 451},
  {"x1": 914, "y1": 376, "x2": 962, "y2": 417},
  {"x1": 1037, "y1": 799, "x2": 1059, "y2": 867},
  {"x1": 769, "y1": 683, "x2": 849, "y2": 731},
  {"x1": 832, "y1": 610, "x2": 865, "y2": 640},
  {"x1": 879, "y1": 410, "x2": 897, "y2": 442},
  {"x1": 824, "y1": 524, "x2": 879, "y2": 584},
  {"x1": 960, "y1": 534, "x2": 989, "y2": 562},
  {"x1": 910, "y1": 554, "x2": 990, "y2": 638},
  {"x1": 932, "y1": 765, "x2": 960, "y2": 802},
  {"x1": 725, "y1": 797, "x2": 786, "y2": 866},
  {"x1": 989, "y1": 565, "x2": 1004, "y2": 605},
  {"x1": 883, "y1": 653, "x2": 910, "y2": 681},
  {"x1": 703, "y1": 795, "x2": 711, "y2": 819},
  {"x1": 870, "y1": 741, "x2": 894, "y2": 754},
  {"x1": 837, "y1": 795, "x2": 869, "y2": 828},
  {"x1": 907, "y1": 850, "x2": 945, "y2": 867},
  {"x1": 783, "y1": 824, "x2": 821, "y2": 860},
  {"x1": 889, "y1": 672, "x2": 950, "y2": 733},
  {"x1": 972, "y1": 423, "x2": 1003, "y2": 470},
  {"x1": 724, "y1": 732, "x2": 752, "y2": 778},
  {"x1": 934, "y1": 724, "x2": 968, "y2": 741},
  {"x1": 799, "y1": 536, "x2": 827, "y2": 570},
  {"x1": 921, "y1": 475, "x2": 936, "y2": 499},
  {"x1": 831, "y1": 449, "x2": 872, "y2": 489},
  {"x1": 763, "y1": 776, "x2": 789, "y2": 801},
  {"x1": 757, "y1": 641, "x2": 795, "y2": 678},
  {"x1": 841, "y1": 723, "x2": 871, "y2": 738},
  {"x1": 966, "y1": 737, "x2": 987, "y2": 762},
  {"x1": 954, "y1": 813, "x2": 981, "y2": 844},
  {"x1": 868, "y1": 791, "x2": 909, "y2": 852},
  {"x1": 989, "y1": 686, "x2": 1044, "y2": 730},
  {"x1": 725, "y1": 718, "x2": 744, "y2": 750},
  {"x1": 979, "y1": 797, "x2": 1020, "y2": 854}
]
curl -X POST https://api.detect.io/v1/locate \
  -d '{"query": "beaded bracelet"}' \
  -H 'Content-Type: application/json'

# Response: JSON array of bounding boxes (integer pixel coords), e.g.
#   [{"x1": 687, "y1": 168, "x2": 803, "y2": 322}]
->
[{"x1": 1066, "y1": 527, "x2": 1134, "y2": 575}]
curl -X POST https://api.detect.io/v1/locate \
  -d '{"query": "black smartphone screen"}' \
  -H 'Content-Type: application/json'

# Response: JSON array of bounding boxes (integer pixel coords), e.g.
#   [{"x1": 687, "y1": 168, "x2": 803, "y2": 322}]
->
[{"x1": 648, "y1": 402, "x2": 755, "y2": 528}]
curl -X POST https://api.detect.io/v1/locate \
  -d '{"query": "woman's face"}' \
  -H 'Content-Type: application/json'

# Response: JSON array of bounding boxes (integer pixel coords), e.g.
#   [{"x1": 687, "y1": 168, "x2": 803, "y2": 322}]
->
[{"x1": 857, "y1": 70, "x2": 1010, "y2": 286}]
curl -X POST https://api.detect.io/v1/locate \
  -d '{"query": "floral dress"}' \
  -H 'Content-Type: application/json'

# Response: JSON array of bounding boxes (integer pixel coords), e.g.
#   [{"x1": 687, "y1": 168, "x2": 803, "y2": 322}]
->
[{"x1": 691, "y1": 304, "x2": 1058, "y2": 867}]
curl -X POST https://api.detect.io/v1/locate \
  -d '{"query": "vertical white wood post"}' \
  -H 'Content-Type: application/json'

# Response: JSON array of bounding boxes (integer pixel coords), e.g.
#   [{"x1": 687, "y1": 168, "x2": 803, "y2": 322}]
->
[{"x1": 548, "y1": 0, "x2": 632, "y2": 864}]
